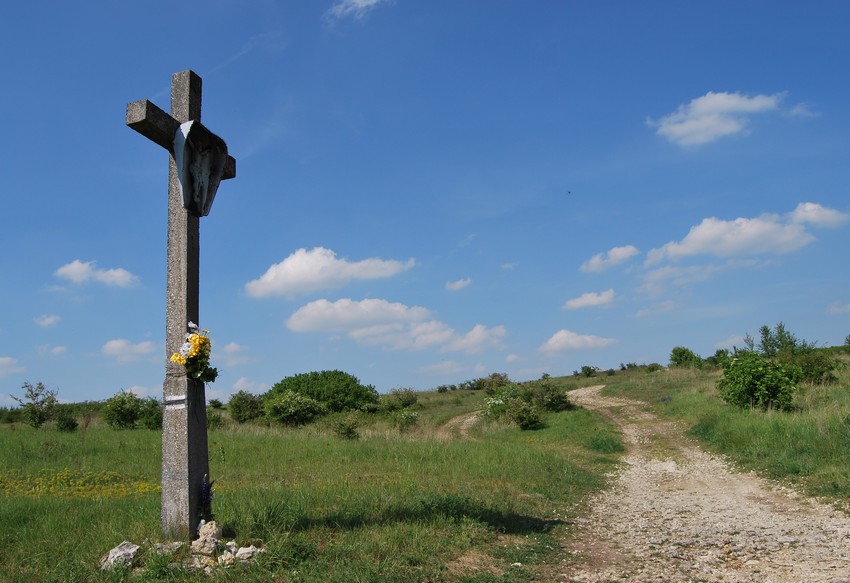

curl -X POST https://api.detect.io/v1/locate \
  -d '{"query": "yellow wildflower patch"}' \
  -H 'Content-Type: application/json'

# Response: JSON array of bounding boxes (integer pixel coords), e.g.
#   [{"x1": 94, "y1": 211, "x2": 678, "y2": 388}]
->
[{"x1": 0, "y1": 469, "x2": 160, "y2": 499}]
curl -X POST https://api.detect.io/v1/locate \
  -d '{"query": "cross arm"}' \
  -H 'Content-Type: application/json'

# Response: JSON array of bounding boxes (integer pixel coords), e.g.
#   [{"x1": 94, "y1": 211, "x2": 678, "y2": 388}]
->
[
  {"x1": 126, "y1": 100, "x2": 236, "y2": 179},
  {"x1": 126, "y1": 100, "x2": 180, "y2": 151}
]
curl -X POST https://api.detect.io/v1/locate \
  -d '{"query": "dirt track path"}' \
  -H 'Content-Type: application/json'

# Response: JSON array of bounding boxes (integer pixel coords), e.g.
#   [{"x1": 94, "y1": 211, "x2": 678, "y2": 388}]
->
[{"x1": 556, "y1": 385, "x2": 850, "y2": 582}]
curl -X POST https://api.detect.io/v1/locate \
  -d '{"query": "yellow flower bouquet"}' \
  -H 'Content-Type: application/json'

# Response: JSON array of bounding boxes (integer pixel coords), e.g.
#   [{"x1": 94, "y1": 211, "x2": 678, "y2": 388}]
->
[{"x1": 170, "y1": 322, "x2": 218, "y2": 382}]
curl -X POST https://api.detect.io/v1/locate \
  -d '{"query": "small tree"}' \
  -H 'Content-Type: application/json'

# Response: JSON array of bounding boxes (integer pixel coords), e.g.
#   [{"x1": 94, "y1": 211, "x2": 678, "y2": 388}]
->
[
  {"x1": 267, "y1": 370, "x2": 379, "y2": 413},
  {"x1": 102, "y1": 390, "x2": 143, "y2": 429},
  {"x1": 228, "y1": 390, "x2": 264, "y2": 423},
  {"x1": 12, "y1": 381, "x2": 57, "y2": 429},
  {"x1": 669, "y1": 346, "x2": 703, "y2": 368}
]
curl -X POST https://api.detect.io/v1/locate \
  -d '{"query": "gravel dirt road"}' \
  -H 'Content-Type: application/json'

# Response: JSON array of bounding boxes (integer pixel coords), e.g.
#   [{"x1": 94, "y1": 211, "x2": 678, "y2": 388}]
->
[{"x1": 553, "y1": 384, "x2": 850, "y2": 582}]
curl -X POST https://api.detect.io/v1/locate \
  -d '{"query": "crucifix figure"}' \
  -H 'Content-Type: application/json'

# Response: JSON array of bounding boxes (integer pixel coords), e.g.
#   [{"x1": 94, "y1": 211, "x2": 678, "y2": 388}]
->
[{"x1": 126, "y1": 70, "x2": 236, "y2": 538}]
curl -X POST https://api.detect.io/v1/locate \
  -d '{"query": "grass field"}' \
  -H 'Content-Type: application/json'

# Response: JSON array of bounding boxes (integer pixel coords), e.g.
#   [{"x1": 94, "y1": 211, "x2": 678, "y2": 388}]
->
[
  {"x1": 5, "y1": 359, "x2": 849, "y2": 581},
  {"x1": 0, "y1": 384, "x2": 622, "y2": 582}
]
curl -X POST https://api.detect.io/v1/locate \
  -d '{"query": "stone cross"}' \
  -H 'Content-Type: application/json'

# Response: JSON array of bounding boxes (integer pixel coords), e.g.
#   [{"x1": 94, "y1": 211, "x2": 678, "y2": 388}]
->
[{"x1": 126, "y1": 70, "x2": 235, "y2": 538}]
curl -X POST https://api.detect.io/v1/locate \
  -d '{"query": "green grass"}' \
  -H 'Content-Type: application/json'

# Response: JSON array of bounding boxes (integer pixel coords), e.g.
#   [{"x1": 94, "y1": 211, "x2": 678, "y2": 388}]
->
[
  {"x1": 0, "y1": 387, "x2": 622, "y2": 581},
  {"x1": 603, "y1": 361, "x2": 850, "y2": 502}
]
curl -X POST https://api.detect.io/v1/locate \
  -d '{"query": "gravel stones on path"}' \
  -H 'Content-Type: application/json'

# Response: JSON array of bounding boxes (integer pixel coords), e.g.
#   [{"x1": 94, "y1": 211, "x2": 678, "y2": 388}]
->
[{"x1": 559, "y1": 385, "x2": 850, "y2": 583}]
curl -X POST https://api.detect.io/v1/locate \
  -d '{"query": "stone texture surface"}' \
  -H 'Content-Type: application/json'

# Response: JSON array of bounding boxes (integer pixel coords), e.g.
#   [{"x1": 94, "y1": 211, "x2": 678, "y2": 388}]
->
[
  {"x1": 551, "y1": 385, "x2": 850, "y2": 582},
  {"x1": 99, "y1": 541, "x2": 140, "y2": 570}
]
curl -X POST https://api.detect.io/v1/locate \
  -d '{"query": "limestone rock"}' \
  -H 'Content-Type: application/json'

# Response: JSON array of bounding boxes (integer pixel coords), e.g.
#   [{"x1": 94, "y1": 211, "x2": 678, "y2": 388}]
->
[
  {"x1": 100, "y1": 541, "x2": 140, "y2": 570},
  {"x1": 191, "y1": 536, "x2": 220, "y2": 557},
  {"x1": 198, "y1": 520, "x2": 223, "y2": 540},
  {"x1": 218, "y1": 550, "x2": 236, "y2": 567},
  {"x1": 235, "y1": 545, "x2": 265, "y2": 561}
]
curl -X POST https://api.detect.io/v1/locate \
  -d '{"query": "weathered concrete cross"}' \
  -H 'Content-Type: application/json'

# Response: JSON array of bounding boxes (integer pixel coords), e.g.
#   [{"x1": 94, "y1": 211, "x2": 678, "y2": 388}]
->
[{"x1": 126, "y1": 70, "x2": 235, "y2": 538}]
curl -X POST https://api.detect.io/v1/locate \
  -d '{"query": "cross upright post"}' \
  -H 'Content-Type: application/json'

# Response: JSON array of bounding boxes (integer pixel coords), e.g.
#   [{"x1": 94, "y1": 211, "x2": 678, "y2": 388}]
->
[{"x1": 126, "y1": 70, "x2": 235, "y2": 539}]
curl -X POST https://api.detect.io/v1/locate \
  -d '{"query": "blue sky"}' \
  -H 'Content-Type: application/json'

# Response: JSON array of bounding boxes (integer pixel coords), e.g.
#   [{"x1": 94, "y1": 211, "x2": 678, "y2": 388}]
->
[{"x1": 2, "y1": 1, "x2": 849, "y2": 404}]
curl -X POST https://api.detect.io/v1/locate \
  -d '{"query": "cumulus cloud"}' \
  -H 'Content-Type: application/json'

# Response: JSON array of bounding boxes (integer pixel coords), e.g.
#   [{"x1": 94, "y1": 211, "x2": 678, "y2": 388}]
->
[
  {"x1": 645, "y1": 212, "x2": 821, "y2": 265},
  {"x1": 715, "y1": 335, "x2": 748, "y2": 349},
  {"x1": 505, "y1": 353, "x2": 520, "y2": 363},
  {"x1": 446, "y1": 277, "x2": 472, "y2": 291},
  {"x1": 634, "y1": 300, "x2": 676, "y2": 318},
  {"x1": 55, "y1": 259, "x2": 138, "y2": 287},
  {"x1": 219, "y1": 342, "x2": 251, "y2": 366},
  {"x1": 232, "y1": 377, "x2": 268, "y2": 395},
  {"x1": 789, "y1": 202, "x2": 849, "y2": 228},
  {"x1": 101, "y1": 339, "x2": 157, "y2": 363},
  {"x1": 442, "y1": 324, "x2": 507, "y2": 354},
  {"x1": 539, "y1": 330, "x2": 616, "y2": 353},
  {"x1": 37, "y1": 345, "x2": 68, "y2": 357},
  {"x1": 0, "y1": 356, "x2": 24, "y2": 378},
  {"x1": 580, "y1": 245, "x2": 639, "y2": 273},
  {"x1": 827, "y1": 302, "x2": 850, "y2": 315},
  {"x1": 34, "y1": 314, "x2": 61, "y2": 328},
  {"x1": 648, "y1": 91, "x2": 783, "y2": 146},
  {"x1": 288, "y1": 298, "x2": 506, "y2": 354},
  {"x1": 326, "y1": 0, "x2": 392, "y2": 21},
  {"x1": 564, "y1": 289, "x2": 616, "y2": 310},
  {"x1": 245, "y1": 247, "x2": 415, "y2": 298}
]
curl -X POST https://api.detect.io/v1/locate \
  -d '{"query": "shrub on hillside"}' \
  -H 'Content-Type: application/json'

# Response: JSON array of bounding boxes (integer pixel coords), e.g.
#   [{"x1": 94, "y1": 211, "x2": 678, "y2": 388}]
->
[
  {"x1": 54, "y1": 410, "x2": 78, "y2": 432},
  {"x1": 717, "y1": 350, "x2": 801, "y2": 411},
  {"x1": 669, "y1": 346, "x2": 703, "y2": 368},
  {"x1": 535, "y1": 383, "x2": 574, "y2": 412},
  {"x1": 265, "y1": 390, "x2": 326, "y2": 426},
  {"x1": 139, "y1": 398, "x2": 163, "y2": 429},
  {"x1": 102, "y1": 390, "x2": 143, "y2": 429},
  {"x1": 228, "y1": 390, "x2": 264, "y2": 423},
  {"x1": 509, "y1": 400, "x2": 545, "y2": 430},
  {"x1": 12, "y1": 381, "x2": 57, "y2": 429},
  {"x1": 266, "y1": 370, "x2": 378, "y2": 413}
]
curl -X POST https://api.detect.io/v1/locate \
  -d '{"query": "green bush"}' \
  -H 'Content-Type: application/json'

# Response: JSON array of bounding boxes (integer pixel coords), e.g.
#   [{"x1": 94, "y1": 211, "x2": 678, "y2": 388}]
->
[
  {"x1": 102, "y1": 390, "x2": 143, "y2": 429},
  {"x1": 12, "y1": 381, "x2": 57, "y2": 429},
  {"x1": 509, "y1": 400, "x2": 544, "y2": 430},
  {"x1": 669, "y1": 346, "x2": 703, "y2": 368},
  {"x1": 390, "y1": 387, "x2": 418, "y2": 408},
  {"x1": 392, "y1": 409, "x2": 419, "y2": 432},
  {"x1": 208, "y1": 399, "x2": 224, "y2": 409},
  {"x1": 139, "y1": 398, "x2": 163, "y2": 429},
  {"x1": 580, "y1": 366, "x2": 597, "y2": 378},
  {"x1": 717, "y1": 350, "x2": 801, "y2": 411},
  {"x1": 266, "y1": 370, "x2": 379, "y2": 413},
  {"x1": 54, "y1": 411, "x2": 78, "y2": 432},
  {"x1": 265, "y1": 390, "x2": 326, "y2": 426},
  {"x1": 535, "y1": 383, "x2": 574, "y2": 412},
  {"x1": 332, "y1": 413, "x2": 360, "y2": 440},
  {"x1": 228, "y1": 390, "x2": 264, "y2": 423}
]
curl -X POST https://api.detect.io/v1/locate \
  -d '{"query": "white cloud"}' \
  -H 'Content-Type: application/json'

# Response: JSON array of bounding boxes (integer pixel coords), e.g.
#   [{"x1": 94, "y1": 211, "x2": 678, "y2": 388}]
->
[
  {"x1": 789, "y1": 202, "x2": 849, "y2": 228},
  {"x1": 245, "y1": 247, "x2": 415, "y2": 298},
  {"x1": 648, "y1": 91, "x2": 783, "y2": 146},
  {"x1": 442, "y1": 324, "x2": 507, "y2": 354},
  {"x1": 101, "y1": 339, "x2": 157, "y2": 364},
  {"x1": 37, "y1": 345, "x2": 68, "y2": 357},
  {"x1": 288, "y1": 298, "x2": 431, "y2": 332},
  {"x1": 288, "y1": 298, "x2": 506, "y2": 354},
  {"x1": 326, "y1": 0, "x2": 392, "y2": 21},
  {"x1": 55, "y1": 259, "x2": 138, "y2": 287},
  {"x1": 580, "y1": 245, "x2": 639, "y2": 273},
  {"x1": 232, "y1": 377, "x2": 268, "y2": 396},
  {"x1": 217, "y1": 342, "x2": 251, "y2": 367},
  {"x1": 0, "y1": 356, "x2": 24, "y2": 378},
  {"x1": 446, "y1": 277, "x2": 472, "y2": 291},
  {"x1": 127, "y1": 385, "x2": 152, "y2": 397},
  {"x1": 827, "y1": 303, "x2": 850, "y2": 315},
  {"x1": 539, "y1": 329, "x2": 616, "y2": 354},
  {"x1": 564, "y1": 289, "x2": 616, "y2": 310},
  {"x1": 646, "y1": 213, "x2": 816, "y2": 265},
  {"x1": 505, "y1": 353, "x2": 520, "y2": 363},
  {"x1": 34, "y1": 314, "x2": 61, "y2": 328}
]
